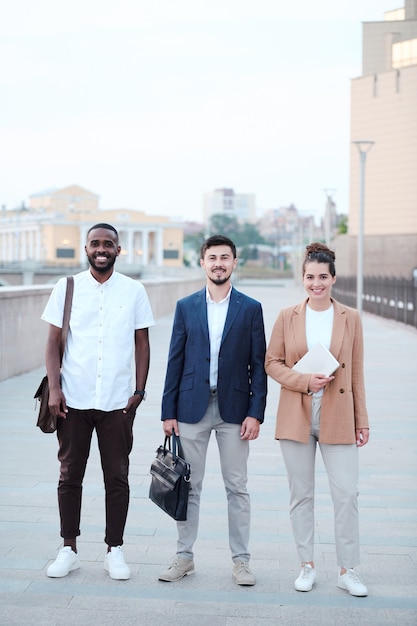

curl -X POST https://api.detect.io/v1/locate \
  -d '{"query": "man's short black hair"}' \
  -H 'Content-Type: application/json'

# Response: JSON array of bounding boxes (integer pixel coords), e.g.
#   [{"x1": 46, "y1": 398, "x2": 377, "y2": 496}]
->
[
  {"x1": 87, "y1": 223, "x2": 119, "y2": 243},
  {"x1": 200, "y1": 235, "x2": 237, "y2": 259}
]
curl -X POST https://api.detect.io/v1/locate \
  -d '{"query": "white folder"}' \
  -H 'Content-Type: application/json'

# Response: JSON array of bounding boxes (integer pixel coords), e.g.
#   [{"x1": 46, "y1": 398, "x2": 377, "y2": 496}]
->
[{"x1": 292, "y1": 342, "x2": 340, "y2": 376}]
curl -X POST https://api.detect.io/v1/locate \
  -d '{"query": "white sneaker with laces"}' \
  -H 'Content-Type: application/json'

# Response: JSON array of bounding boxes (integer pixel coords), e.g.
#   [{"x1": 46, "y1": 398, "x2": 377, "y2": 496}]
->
[
  {"x1": 294, "y1": 563, "x2": 317, "y2": 592},
  {"x1": 104, "y1": 546, "x2": 130, "y2": 580},
  {"x1": 338, "y1": 569, "x2": 368, "y2": 596},
  {"x1": 47, "y1": 546, "x2": 80, "y2": 578}
]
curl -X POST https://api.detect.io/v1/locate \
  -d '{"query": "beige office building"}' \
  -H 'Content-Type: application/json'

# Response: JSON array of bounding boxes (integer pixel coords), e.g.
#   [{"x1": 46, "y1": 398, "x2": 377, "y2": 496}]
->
[
  {"x1": 336, "y1": 2, "x2": 417, "y2": 277},
  {"x1": 0, "y1": 185, "x2": 184, "y2": 270}
]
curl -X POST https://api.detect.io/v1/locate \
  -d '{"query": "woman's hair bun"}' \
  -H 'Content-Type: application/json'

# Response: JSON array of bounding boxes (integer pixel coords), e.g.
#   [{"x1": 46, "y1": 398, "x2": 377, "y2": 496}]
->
[{"x1": 305, "y1": 242, "x2": 335, "y2": 262}]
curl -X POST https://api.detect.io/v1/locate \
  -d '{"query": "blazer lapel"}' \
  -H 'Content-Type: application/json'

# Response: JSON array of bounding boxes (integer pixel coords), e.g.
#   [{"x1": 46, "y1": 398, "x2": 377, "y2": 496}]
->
[
  {"x1": 194, "y1": 288, "x2": 209, "y2": 340},
  {"x1": 330, "y1": 299, "x2": 347, "y2": 359},
  {"x1": 221, "y1": 287, "x2": 241, "y2": 343},
  {"x1": 293, "y1": 299, "x2": 309, "y2": 358},
  {"x1": 293, "y1": 298, "x2": 346, "y2": 361}
]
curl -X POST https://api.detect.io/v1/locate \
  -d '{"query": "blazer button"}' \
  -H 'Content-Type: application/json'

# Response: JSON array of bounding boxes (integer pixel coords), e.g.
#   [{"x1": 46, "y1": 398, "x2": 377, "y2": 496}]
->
[
  {"x1": 341, "y1": 363, "x2": 346, "y2": 368},
  {"x1": 339, "y1": 388, "x2": 345, "y2": 394},
  {"x1": 205, "y1": 379, "x2": 209, "y2": 384}
]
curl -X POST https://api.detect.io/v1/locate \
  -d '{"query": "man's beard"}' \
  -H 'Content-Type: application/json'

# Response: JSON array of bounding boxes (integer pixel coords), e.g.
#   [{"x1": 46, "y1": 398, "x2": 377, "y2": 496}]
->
[
  {"x1": 208, "y1": 273, "x2": 230, "y2": 286},
  {"x1": 87, "y1": 254, "x2": 117, "y2": 273}
]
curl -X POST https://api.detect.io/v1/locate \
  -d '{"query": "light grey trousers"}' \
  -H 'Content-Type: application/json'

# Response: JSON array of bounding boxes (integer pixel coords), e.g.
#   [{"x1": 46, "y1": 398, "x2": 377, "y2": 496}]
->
[
  {"x1": 176, "y1": 392, "x2": 251, "y2": 562},
  {"x1": 279, "y1": 395, "x2": 360, "y2": 568}
]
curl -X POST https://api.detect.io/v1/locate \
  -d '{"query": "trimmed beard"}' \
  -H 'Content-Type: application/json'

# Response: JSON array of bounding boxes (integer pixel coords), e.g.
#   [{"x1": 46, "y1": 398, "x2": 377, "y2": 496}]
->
[
  {"x1": 87, "y1": 254, "x2": 117, "y2": 273},
  {"x1": 208, "y1": 274, "x2": 230, "y2": 286}
]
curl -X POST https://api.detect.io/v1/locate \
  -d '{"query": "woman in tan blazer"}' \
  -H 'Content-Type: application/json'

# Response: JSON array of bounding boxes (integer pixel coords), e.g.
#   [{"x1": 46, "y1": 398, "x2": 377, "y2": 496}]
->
[{"x1": 265, "y1": 242, "x2": 370, "y2": 597}]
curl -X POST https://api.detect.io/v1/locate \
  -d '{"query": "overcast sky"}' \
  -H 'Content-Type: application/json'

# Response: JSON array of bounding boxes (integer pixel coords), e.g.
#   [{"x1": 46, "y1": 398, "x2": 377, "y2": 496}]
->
[{"x1": 1, "y1": 0, "x2": 396, "y2": 223}]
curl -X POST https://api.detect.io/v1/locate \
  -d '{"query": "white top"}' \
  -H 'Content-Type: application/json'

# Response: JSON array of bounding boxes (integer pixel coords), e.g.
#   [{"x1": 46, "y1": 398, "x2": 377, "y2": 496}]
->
[
  {"x1": 206, "y1": 286, "x2": 231, "y2": 389},
  {"x1": 41, "y1": 270, "x2": 155, "y2": 411},
  {"x1": 305, "y1": 303, "x2": 334, "y2": 398}
]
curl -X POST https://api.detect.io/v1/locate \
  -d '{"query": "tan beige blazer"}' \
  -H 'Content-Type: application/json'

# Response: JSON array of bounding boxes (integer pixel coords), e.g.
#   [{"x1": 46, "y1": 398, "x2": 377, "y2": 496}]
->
[{"x1": 265, "y1": 298, "x2": 369, "y2": 444}]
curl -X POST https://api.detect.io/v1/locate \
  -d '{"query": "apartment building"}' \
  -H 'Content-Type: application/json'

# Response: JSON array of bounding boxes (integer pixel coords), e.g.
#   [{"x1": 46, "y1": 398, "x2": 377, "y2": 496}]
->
[{"x1": 203, "y1": 188, "x2": 257, "y2": 225}]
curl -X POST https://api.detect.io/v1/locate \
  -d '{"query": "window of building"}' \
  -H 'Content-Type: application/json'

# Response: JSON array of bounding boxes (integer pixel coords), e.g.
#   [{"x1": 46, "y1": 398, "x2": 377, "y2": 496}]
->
[
  {"x1": 56, "y1": 248, "x2": 75, "y2": 258},
  {"x1": 392, "y1": 38, "x2": 417, "y2": 69},
  {"x1": 163, "y1": 249, "x2": 179, "y2": 259}
]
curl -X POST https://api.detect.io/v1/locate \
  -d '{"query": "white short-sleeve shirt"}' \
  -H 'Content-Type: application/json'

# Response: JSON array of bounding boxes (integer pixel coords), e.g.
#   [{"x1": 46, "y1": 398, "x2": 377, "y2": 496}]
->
[{"x1": 41, "y1": 270, "x2": 155, "y2": 411}]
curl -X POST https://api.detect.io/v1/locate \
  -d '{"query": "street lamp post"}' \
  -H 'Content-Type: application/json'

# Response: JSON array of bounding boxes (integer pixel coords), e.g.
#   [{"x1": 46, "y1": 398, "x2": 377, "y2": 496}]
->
[
  {"x1": 322, "y1": 188, "x2": 336, "y2": 246},
  {"x1": 352, "y1": 140, "x2": 374, "y2": 316}
]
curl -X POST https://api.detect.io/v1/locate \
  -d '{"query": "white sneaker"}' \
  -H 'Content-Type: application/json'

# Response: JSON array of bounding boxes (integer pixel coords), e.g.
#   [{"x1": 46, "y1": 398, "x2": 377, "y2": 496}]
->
[
  {"x1": 104, "y1": 546, "x2": 130, "y2": 580},
  {"x1": 47, "y1": 547, "x2": 80, "y2": 578},
  {"x1": 294, "y1": 563, "x2": 317, "y2": 592},
  {"x1": 338, "y1": 569, "x2": 368, "y2": 596}
]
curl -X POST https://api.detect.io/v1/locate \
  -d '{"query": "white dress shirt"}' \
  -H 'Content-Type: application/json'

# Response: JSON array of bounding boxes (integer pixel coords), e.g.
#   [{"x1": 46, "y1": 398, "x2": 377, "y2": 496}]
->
[
  {"x1": 206, "y1": 286, "x2": 231, "y2": 389},
  {"x1": 41, "y1": 270, "x2": 155, "y2": 411}
]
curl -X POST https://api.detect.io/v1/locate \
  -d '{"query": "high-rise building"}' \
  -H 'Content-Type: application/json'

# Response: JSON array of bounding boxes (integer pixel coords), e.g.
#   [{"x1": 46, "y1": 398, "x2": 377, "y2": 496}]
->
[{"x1": 203, "y1": 188, "x2": 257, "y2": 225}]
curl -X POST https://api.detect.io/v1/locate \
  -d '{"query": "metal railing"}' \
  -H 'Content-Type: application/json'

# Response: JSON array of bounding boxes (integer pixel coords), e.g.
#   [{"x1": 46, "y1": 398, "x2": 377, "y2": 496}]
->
[{"x1": 332, "y1": 276, "x2": 417, "y2": 328}]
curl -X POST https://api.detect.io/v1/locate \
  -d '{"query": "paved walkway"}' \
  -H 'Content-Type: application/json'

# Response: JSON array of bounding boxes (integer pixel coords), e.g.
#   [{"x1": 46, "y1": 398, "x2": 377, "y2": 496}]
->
[{"x1": 0, "y1": 279, "x2": 416, "y2": 626}]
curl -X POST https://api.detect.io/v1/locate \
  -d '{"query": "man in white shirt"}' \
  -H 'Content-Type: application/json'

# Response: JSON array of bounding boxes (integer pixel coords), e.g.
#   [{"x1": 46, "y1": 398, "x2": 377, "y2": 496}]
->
[
  {"x1": 42, "y1": 223, "x2": 154, "y2": 580},
  {"x1": 159, "y1": 235, "x2": 267, "y2": 586}
]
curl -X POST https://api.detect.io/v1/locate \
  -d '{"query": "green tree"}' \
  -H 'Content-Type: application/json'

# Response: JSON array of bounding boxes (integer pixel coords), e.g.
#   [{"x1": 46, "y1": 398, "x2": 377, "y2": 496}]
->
[
  {"x1": 209, "y1": 214, "x2": 240, "y2": 238},
  {"x1": 238, "y1": 223, "x2": 266, "y2": 247},
  {"x1": 208, "y1": 214, "x2": 266, "y2": 248},
  {"x1": 337, "y1": 215, "x2": 348, "y2": 234},
  {"x1": 183, "y1": 230, "x2": 205, "y2": 265}
]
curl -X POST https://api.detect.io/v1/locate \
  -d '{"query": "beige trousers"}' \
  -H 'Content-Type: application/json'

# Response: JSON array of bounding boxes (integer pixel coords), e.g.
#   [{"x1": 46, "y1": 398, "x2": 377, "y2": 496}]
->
[{"x1": 279, "y1": 395, "x2": 360, "y2": 568}]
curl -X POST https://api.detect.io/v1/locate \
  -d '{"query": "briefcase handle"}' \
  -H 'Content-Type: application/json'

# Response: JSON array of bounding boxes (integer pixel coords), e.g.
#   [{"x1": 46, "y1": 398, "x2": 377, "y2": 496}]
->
[{"x1": 164, "y1": 430, "x2": 185, "y2": 461}]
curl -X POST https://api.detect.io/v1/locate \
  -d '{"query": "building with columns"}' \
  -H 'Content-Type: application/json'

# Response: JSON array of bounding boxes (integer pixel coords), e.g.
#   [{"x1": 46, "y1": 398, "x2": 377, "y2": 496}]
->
[{"x1": 0, "y1": 185, "x2": 184, "y2": 270}]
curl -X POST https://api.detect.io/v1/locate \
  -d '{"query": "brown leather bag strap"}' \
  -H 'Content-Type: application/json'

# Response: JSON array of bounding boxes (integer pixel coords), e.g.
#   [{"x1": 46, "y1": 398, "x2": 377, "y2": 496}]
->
[{"x1": 60, "y1": 276, "x2": 74, "y2": 364}]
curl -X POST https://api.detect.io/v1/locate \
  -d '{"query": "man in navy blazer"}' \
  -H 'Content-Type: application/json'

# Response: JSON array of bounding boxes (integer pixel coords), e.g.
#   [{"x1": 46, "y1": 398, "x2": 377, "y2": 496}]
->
[{"x1": 159, "y1": 235, "x2": 267, "y2": 586}]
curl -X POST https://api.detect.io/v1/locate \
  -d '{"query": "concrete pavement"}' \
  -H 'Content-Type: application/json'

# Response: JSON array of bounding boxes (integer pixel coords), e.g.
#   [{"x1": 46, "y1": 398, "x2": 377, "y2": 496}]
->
[{"x1": 0, "y1": 278, "x2": 416, "y2": 625}]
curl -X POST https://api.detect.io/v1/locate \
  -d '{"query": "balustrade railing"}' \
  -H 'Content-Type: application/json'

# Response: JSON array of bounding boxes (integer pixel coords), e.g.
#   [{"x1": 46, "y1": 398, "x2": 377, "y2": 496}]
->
[{"x1": 333, "y1": 276, "x2": 417, "y2": 328}]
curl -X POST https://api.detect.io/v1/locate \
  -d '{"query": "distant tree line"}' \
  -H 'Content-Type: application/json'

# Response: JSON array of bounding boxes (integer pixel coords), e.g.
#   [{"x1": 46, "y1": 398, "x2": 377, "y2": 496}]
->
[{"x1": 184, "y1": 214, "x2": 266, "y2": 265}]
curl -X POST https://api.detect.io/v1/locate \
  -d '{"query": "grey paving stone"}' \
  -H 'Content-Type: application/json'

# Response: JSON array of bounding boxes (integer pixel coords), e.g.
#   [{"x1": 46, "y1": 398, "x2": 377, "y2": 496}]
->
[{"x1": 1, "y1": 278, "x2": 416, "y2": 625}]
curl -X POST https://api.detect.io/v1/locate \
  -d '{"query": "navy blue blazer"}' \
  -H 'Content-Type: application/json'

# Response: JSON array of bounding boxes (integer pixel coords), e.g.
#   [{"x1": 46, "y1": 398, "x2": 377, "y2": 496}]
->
[{"x1": 161, "y1": 286, "x2": 267, "y2": 425}]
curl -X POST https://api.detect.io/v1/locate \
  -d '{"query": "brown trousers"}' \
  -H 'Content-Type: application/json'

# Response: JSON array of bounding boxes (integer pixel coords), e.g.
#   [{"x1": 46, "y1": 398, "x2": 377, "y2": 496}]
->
[{"x1": 56, "y1": 407, "x2": 134, "y2": 546}]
